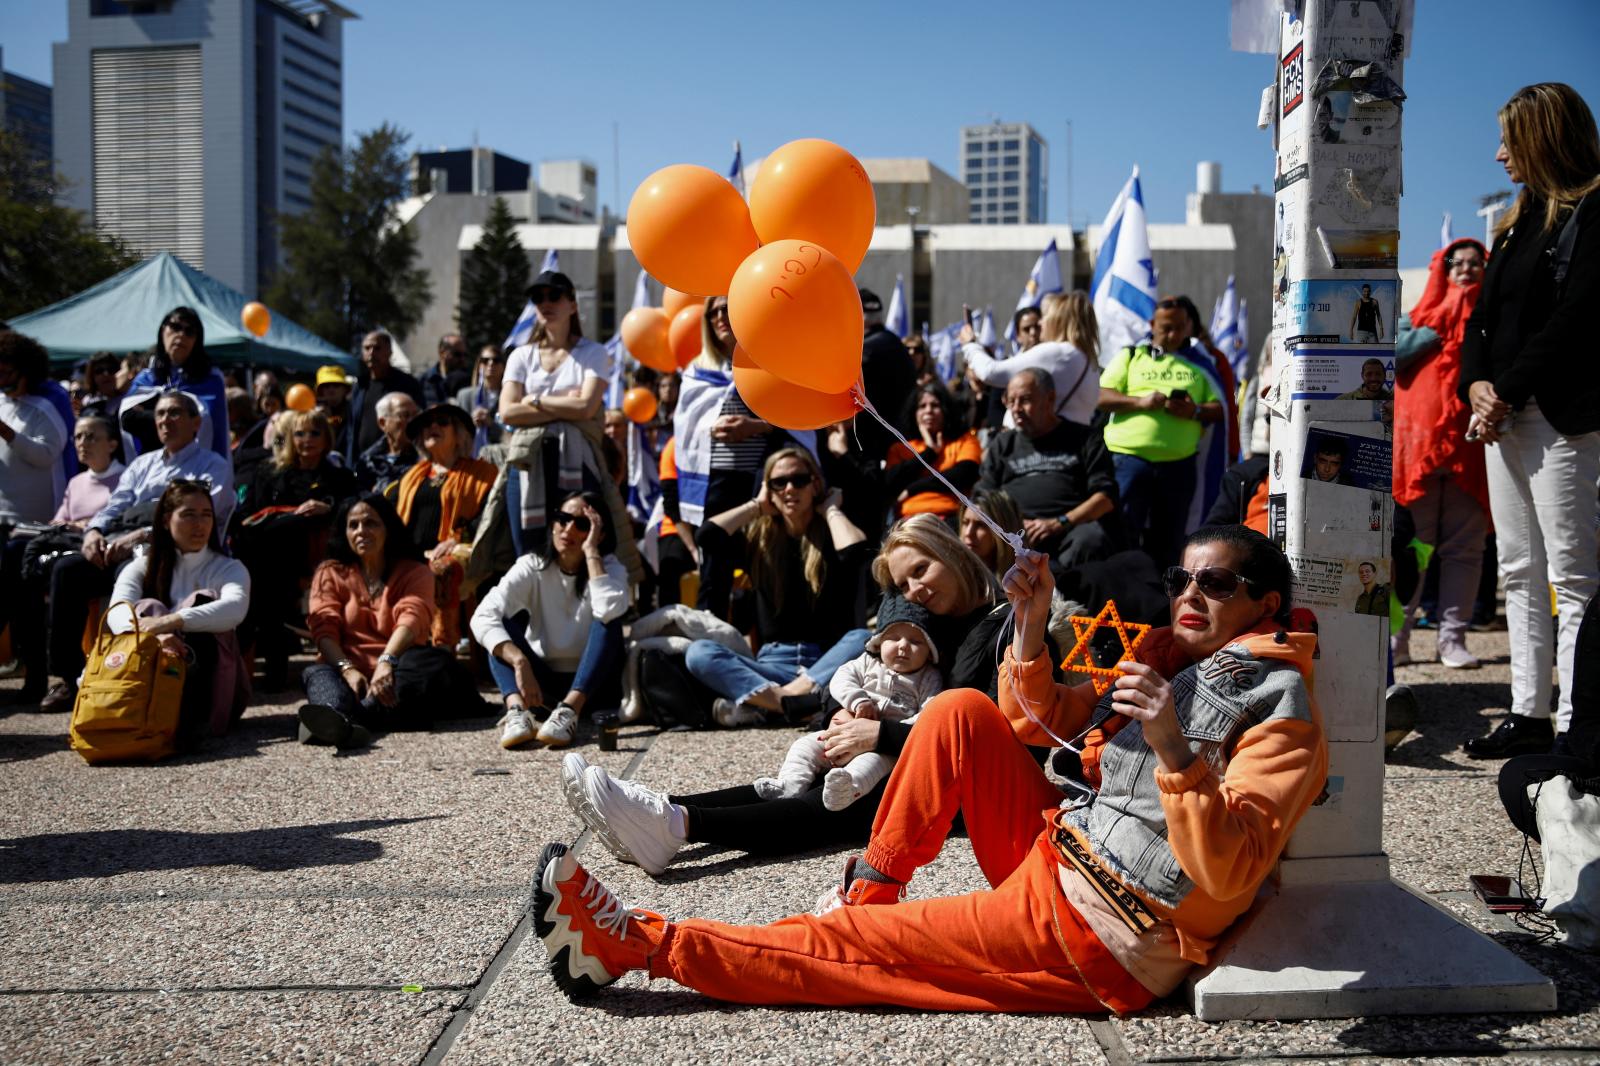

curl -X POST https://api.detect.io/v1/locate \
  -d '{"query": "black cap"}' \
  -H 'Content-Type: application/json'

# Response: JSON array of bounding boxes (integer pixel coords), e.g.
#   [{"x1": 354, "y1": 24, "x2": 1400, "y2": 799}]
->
[
  {"x1": 406, "y1": 402, "x2": 475, "y2": 443},
  {"x1": 858, "y1": 288, "x2": 882, "y2": 314},
  {"x1": 526, "y1": 270, "x2": 576, "y2": 302}
]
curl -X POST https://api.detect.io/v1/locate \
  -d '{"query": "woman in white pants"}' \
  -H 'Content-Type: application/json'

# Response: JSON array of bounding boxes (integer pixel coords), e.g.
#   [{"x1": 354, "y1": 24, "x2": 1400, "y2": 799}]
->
[{"x1": 1461, "y1": 83, "x2": 1600, "y2": 758}]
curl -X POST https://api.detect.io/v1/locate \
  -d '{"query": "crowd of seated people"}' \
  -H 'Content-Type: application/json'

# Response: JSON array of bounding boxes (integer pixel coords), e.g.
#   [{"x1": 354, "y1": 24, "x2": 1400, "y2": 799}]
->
[{"x1": 0, "y1": 275, "x2": 1265, "y2": 759}]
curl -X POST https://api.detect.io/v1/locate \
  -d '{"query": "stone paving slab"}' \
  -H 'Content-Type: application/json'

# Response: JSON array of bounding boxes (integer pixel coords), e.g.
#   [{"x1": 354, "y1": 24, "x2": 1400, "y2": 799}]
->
[
  {"x1": 0, "y1": 990, "x2": 464, "y2": 1065},
  {"x1": 0, "y1": 896, "x2": 518, "y2": 991}
]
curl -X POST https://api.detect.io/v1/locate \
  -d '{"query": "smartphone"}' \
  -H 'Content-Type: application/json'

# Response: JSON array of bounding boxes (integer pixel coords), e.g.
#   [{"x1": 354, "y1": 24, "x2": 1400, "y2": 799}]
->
[
  {"x1": 1470, "y1": 874, "x2": 1536, "y2": 913},
  {"x1": 1169, "y1": 389, "x2": 1190, "y2": 403}
]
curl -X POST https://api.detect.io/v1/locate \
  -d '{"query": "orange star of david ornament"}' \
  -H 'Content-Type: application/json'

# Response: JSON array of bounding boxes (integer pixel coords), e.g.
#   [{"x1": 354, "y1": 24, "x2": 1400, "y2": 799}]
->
[{"x1": 1059, "y1": 599, "x2": 1151, "y2": 696}]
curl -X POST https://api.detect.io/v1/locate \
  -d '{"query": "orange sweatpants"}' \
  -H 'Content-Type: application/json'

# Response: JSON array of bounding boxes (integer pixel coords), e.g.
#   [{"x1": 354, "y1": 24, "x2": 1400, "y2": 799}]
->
[{"x1": 647, "y1": 689, "x2": 1154, "y2": 1013}]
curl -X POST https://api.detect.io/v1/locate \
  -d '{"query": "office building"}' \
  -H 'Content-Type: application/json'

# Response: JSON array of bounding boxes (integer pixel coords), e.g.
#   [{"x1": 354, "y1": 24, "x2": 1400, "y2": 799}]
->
[
  {"x1": 52, "y1": 0, "x2": 354, "y2": 295},
  {"x1": 411, "y1": 147, "x2": 531, "y2": 196},
  {"x1": 960, "y1": 121, "x2": 1047, "y2": 225},
  {"x1": 1, "y1": 47, "x2": 53, "y2": 172}
]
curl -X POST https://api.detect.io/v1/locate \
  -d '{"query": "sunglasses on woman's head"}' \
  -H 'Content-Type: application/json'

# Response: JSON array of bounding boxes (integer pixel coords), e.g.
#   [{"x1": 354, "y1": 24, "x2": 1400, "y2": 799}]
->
[
  {"x1": 1162, "y1": 565, "x2": 1256, "y2": 600},
  {"x1": 768, "y1": 473, "x2": 814, "y2": 491},
  {"x1": 551, "y1": 512, "x2": 592, "y2": 533}
]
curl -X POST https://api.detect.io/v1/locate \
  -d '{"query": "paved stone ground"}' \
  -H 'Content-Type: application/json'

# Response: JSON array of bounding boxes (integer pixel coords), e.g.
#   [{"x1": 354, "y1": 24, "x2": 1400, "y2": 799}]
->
[{"x1": 3, "y1": 624, "x2": 1599, "y2": 1064}]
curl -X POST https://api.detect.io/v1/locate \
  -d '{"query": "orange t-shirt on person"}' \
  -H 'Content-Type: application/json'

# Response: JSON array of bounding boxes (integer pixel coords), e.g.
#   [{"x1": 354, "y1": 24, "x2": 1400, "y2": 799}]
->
[{"x1": 886, "y1": 430, "x2": 982, "y2": 518}]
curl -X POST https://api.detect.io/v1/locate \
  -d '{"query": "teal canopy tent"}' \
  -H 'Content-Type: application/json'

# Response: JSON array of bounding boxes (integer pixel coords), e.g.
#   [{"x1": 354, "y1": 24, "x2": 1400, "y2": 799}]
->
[{"x1": 9, "y1": 252, "x2": 357, "y2": 373}]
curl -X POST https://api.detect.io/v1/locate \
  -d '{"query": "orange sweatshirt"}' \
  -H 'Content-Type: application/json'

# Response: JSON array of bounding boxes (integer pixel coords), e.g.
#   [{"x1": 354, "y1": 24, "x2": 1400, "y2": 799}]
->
[{"x1": 998, "y1": 624, "x2": 1327, "y2": 975}]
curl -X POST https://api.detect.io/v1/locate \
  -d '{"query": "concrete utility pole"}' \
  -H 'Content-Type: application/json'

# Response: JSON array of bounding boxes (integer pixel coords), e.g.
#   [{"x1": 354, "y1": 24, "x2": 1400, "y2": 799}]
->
[{"x1": 1191, "y1": 0, "x2": 1554, "y2": 1020}]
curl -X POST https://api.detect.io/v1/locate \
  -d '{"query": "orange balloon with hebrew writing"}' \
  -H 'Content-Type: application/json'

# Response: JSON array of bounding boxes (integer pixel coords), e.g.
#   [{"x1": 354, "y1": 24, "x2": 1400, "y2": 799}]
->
[
  {"x1": 627, "y1": 164, "x2": 758, "y2": 297},
  {"x1": 662, "y1": 287, "x2": 703, "y2": 321},
  {"x1": 622, "y1": 386, "x2": 658, "y2": 424},
  {"x1": 620, "y1": 307, "x2": 674, "y2": 373},
  {"x1": 727, "y1": 240, "x2": 863, "y2": 395},
  {"x1": 732, "y1": 347, "x2": 860, "y2": 432},
  {"x1": 748, "y1": 139, "x2": 876, "y2": 273},
  {"x1": 668, "y1": 305, "x2": 703, "y2": 368}
]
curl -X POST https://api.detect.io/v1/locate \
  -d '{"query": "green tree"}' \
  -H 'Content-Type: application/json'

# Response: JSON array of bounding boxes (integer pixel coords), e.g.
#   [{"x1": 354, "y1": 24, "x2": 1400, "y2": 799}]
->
[
  {"x1": 265, "y1": 123, "x2": 431, "y2": 349},
  {"x1": 456, "y1": 195, "x2": 530, "y2": 352},
  {"x1": 0, "y1": 129, "x2": 137, "y2": 321}
]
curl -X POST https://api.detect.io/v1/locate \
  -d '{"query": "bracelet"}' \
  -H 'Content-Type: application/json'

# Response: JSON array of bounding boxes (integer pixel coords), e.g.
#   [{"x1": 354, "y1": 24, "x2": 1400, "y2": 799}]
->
[
  {"x1": 379, "y1": 653, "x2": 401, "y2": 667},
  {"x1": 333, "y1": 659, "x2": 353, "y2": 672}
]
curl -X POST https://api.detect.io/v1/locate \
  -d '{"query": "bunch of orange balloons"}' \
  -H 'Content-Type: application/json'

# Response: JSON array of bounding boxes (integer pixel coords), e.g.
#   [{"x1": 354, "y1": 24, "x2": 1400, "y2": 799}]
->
[{"x1": 626, "y1": 139, "x2": 876, "y2": 430}]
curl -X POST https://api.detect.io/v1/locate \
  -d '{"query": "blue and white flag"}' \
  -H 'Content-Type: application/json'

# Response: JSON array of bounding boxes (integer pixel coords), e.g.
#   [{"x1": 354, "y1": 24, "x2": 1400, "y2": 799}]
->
[
  {"x1": 605, "y1": 269, "x2": 654, "y2": 409},
  {"x1": 978, "y1": 307, "x2": 997, "y2": 350},
  {"x1": 502, "y1": 300, "x2": 538, "y2": 352},
  {"x1": 928, "y1": 321, "x2": 963, "y2": 382},
  {"x1": 728, "y1": 141, "x2": 745, "y2": 197},
  {"x1": 1091, "y1": 166, "x2": 1158, "y2": 363},
  {"x1": 540, "y1": 248, "x2": 559, "y2": 272},
  {"x1": 1005, "y1": 238, "x2": 1064, "y2": 342},
  {"x1": 1209, "y1": 275, "x2": 1250, "y2": 382},
  {"x1": 885, "y1": 274, "x2": 910, "y2": 339},
  {"x1": 1440, "y1": 212, "x2": 1454, "y2": 249}
]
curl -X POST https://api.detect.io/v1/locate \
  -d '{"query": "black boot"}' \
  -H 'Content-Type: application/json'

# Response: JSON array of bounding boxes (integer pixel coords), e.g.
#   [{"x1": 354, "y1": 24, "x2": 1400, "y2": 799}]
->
[
  {"x1": 1465, "y1": 715, "x2": 1554, "y2": 759},
  {"x1": 779, "y1": 690, "x2": 825, "y2": 726}
]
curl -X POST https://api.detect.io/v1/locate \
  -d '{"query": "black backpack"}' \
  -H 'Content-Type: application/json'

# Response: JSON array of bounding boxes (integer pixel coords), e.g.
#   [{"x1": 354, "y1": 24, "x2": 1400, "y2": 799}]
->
[{"x1": 637, "y1": 648, "x2": 716, "y2": 731}]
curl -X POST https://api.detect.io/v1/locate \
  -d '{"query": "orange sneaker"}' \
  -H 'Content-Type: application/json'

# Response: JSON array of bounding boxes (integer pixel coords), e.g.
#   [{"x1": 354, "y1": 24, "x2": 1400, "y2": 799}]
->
[
  {"x1": 532, "y1": 842, "x2": 668, "y2": 998},
  {"x1": 812, "y1": 855, "x2": 907, "y2": 915}
]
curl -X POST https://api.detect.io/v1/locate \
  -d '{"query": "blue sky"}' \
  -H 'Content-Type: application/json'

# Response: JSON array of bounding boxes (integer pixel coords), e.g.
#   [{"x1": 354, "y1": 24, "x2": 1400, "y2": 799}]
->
[{"x1": 5, "y1": 0, "x2": 1599, "y2": 267}]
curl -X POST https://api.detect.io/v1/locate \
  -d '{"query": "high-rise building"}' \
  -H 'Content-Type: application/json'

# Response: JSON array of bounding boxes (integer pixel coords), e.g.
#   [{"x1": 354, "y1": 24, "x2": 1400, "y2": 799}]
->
[
  {"x1": 0, "y1": 47, "x2": 53, "y2": 173},
  {"x1": 959, "y1": 121, "x2": 1047, "y2": 225},
  {"x1": 52, "y1": 0, "x2": 354, "y2": 295}
]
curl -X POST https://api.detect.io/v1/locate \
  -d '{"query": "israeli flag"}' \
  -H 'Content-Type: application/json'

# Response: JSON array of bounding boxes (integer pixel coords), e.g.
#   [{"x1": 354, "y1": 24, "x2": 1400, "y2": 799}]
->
[
  {"x1": 1091, "y1": 167, "x2": 1158, "y2": 363},
  {"x1": 928, "y1": 321, "x2": 963, "y2": 381},
  {"x1": 502, "y1": 300, "x2": 538, "y2": 352},
  {"x1": 885, "y1": 274, "x2": 910, "y2": 339},
  {"x1": 728, "y1": 141, "x2": 745, "y2": 197},
  {"x1": 1209, "y1": 275, "x2": 1250, "y2": 382},
  {"x1": 540, "y1": 248, "x2": 559, "y2": 272},
  {"x1": 605, "y1": 269, "x2": 655, "y2": 408},
  {"x1": 978, "y1": 306, "x2": 997, "y2": 349},
  {"x1": 1005, "y1": 238, "x2": 1064, "y2": 341},
  {"x1": 1440, "y1": 212, "x2": 1454, "y2": 249}
]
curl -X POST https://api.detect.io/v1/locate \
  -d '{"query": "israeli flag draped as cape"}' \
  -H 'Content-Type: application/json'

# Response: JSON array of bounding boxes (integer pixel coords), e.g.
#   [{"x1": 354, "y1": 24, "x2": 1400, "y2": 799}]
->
[
  {"x1": 1091, "y1": 167, "x2": 1157, "y2": 364},
  {"x1": 1170, "y1": 340, "x2": 1235, "y2": 532}
]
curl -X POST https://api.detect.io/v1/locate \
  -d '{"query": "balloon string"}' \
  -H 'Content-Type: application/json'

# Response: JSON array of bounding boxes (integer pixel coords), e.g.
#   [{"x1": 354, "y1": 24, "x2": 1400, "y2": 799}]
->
[{"x1": 849, "y1": 386, "x2": 1032, "y2": 561}]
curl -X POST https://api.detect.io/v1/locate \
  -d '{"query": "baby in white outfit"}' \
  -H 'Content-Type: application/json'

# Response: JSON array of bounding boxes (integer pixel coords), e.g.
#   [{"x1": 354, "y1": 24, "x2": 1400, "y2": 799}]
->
[{"x1": 755, "y1": 597, "x2": 944, "y2": 811}]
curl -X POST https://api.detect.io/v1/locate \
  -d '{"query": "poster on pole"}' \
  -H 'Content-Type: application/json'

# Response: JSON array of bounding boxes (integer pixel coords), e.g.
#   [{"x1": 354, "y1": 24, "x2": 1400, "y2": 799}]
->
[{"x1": 1285, "y1": 278, "x2": 1398, "y2": 345}]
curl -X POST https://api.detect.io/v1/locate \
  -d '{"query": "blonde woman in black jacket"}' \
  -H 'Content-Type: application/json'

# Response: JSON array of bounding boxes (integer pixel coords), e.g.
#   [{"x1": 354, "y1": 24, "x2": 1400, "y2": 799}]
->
[{"x1": 1460, "y1": 83, "x2": 1600, "y2": 759}]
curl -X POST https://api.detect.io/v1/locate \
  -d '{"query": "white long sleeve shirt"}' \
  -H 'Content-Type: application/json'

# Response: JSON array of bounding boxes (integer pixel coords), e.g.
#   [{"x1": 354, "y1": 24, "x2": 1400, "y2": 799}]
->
[
  {"x1": 108, "y1": 545, "x2": 251, "y2": 634},
  {"x1": 471, "y1": 553, "x2": 630, "y2": 671},
  {"x1": 0, "y1": 393, "x2": 68, "y2": 523},
  {"x1": 962, "y1": 341, "x2": 1098, "y2": 427}
]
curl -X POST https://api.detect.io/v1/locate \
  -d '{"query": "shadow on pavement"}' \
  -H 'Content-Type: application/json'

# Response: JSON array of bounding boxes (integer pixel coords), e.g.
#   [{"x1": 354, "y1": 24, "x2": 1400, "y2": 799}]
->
[
  {"x1": 0, "y1": 816, "x2": 445, "y2": 883},
  {"x1": 1387, "y1": 681, "x2": 1508, "y2": 771}
]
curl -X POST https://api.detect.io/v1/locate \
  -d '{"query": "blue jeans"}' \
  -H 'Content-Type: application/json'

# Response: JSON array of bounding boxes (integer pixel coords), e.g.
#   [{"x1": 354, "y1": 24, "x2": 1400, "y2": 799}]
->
[
  {"x1": 1113, "y1": 452, "x2": 1197, "y2": 570},
  {"x1": 485, "y1": 612, "x2": 625, "y2": 708},
  {"x1": 685, "y1": 628, "x2": 871, "y2": 705}
]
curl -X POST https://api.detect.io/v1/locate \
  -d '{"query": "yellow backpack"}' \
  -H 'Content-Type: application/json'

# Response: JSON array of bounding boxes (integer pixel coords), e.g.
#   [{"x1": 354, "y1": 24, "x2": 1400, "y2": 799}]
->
[{"x1": 68, "y1": 603, "x2": 186, "y2": 764}]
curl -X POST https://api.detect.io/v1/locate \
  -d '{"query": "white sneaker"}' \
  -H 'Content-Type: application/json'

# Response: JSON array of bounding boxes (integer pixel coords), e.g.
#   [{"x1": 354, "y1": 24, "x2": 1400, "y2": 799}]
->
[
  {"x1": 537, "y1": 704, "x2": 579, "y2": 748},
  {"x1": 499, "y1": 705, "x2": 536, "y2": 749},
  {"x1": 712, "y1": 697, "x2": 766, "y2": 729},
  {"x1": 581, "y1": 765, "x2": 683, "y2": 875},
  {"x1": 561, "y1": 752, "x2": 598, "y2": 827},
  {"x1": 1438, "y1": 640, "x2": 1481, "y2": 670}
]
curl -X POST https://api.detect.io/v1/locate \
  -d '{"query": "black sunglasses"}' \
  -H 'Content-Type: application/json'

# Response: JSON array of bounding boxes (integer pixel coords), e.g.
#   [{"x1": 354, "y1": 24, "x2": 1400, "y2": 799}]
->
[
  {"x1": 530, "y1": 288, "x2": 572, "y2": 305},
  {"x1": 551, "y1": 511, "x2": 593, "y2": 533},
  {"x1": 768, "y1": 473, "x2": 814, "y2": 491},
  {"x1": 163, "y1": 319, "x2": 197, "y2": 335},
  {"x1": 1162, "y1": 565, "x2": 1257, "y2": 601}
]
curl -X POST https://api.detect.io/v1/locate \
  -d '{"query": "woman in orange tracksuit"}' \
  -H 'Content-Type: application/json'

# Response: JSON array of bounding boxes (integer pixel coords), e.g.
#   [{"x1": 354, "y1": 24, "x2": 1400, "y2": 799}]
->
[{"x1": 532, "y1": 524, "x2": 1327, "y2": 1013}]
